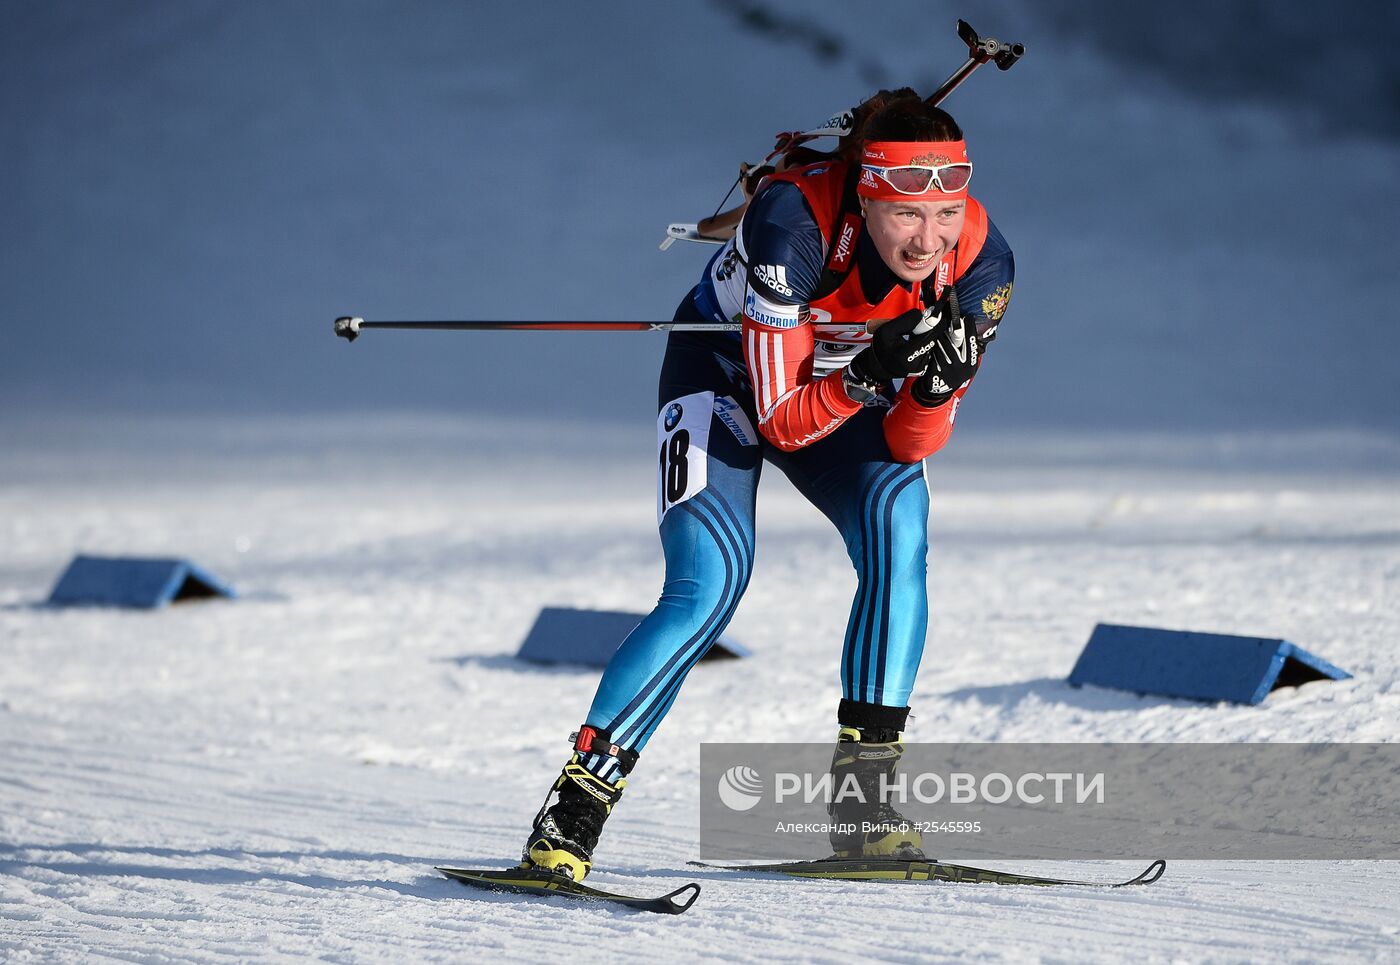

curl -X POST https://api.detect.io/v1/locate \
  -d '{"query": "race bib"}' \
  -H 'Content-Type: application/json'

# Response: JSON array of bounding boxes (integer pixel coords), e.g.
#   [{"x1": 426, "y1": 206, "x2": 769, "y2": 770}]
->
[{"x1": 657, "y1": 391, "x2": 713, "y2": 525}]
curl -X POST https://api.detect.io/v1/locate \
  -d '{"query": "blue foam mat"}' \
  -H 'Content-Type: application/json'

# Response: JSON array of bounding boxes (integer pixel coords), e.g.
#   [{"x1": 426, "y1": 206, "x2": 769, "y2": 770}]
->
[
  {"x1": 48, "y1": 555, "x2": 236, "y2": 608},
  {"x1": 1068, "y1": 623, "x2": 1350, "y2": 705}
]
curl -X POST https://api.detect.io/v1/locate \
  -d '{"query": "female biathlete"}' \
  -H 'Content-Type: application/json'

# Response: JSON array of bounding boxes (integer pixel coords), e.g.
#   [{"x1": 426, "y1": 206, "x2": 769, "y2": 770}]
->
[{"x1": 522, "y1": 90, "x2": 1015, "y2": 879}]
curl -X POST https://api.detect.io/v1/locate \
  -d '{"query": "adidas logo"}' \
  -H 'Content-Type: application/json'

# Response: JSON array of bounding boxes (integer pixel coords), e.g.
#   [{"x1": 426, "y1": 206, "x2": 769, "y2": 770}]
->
[
  {"x1": 908, "y1": 339, "x2": 938, "y2": 361},
  {"x1": 754, "y1": 264, "x2": 794, "y2": 298}
]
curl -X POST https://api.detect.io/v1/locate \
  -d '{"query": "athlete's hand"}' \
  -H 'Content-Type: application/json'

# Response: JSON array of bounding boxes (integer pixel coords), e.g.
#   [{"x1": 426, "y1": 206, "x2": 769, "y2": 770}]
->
[
  {"x1": 847, "y1": 304, "x2": 945, "y2": 384},
  {"x1": 911, "y1": 311, "x2": 980, "y2": 407}
]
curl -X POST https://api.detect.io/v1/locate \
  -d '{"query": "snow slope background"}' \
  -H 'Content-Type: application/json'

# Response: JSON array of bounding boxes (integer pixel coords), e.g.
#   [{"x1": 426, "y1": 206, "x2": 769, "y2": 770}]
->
[
  {"x1": 3, "y1": 1, "x2": 1399, "y2": 961},
  {"x1": 2, "y1": 0, "x2": 1398, "y2": 429}
]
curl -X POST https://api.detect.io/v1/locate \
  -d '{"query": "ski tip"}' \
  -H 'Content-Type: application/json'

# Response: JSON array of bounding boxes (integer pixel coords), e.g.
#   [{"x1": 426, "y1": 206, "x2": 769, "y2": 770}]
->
[
  {"x1": 1122, "y1": 859, "x2": 1167, "y2": 886},
  {"x1": 661, "y1": 882, "x2": 702, "y2": 913}
]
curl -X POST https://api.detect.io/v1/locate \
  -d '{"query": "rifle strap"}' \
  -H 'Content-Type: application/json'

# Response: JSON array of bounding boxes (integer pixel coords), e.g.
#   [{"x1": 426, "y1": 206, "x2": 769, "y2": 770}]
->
[{"x1": 811, "y1": 163, "x2": 865, "y2": 302}]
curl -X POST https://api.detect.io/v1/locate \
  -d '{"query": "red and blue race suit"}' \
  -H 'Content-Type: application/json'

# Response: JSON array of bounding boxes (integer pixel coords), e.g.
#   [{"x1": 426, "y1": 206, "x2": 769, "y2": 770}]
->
[{"x1": 577, "y1": 160, "x2": 1014, "y2": 780}]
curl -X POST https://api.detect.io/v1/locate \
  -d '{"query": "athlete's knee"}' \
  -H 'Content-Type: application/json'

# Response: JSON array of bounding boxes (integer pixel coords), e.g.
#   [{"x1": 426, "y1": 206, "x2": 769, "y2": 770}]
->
[
  {"x1": 848, "y1": 469, "x2": 929, "y2": 579},
  {"x1": 655, "y1": 576, "x2": 743, "y2": 631},
  {"x1": 663, "y1": 540, "x2": 753, "y2": 618},
  {"x1": 657, "y1": 501, "x2": 754, "y2": 627},
  {"x1": 885, "y1": 481, "x2": 929, "y2": 573}
]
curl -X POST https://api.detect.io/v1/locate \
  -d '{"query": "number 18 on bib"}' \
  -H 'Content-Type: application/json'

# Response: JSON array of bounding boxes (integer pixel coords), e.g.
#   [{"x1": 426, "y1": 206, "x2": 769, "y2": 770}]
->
[{"x1": 656, "y1": 391, "x2": 713, "y2": 525}]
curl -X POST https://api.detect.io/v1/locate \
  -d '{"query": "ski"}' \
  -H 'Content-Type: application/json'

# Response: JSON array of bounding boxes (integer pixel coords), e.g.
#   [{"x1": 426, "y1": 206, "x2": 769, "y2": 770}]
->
[
  {"x1": 436, "y1": 866, "x2": 702, "y2": 915},
  {"x1": 689, "y1": 857, "x2": 1165, "y2": 888}
]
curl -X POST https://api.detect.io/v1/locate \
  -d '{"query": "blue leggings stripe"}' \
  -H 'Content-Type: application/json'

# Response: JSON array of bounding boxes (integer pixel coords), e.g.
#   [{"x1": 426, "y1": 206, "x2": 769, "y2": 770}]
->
[
  {"x1": 871, "y1": 471, "x2": 923, "y2": 702},
  {"x1": 615, "y1": 490, "x2": 751, "y2": 745},
  {"x1": 606, "y1": 490, "x2": 751, "y2": 747},
  {"x1": 847, "y1": 463, "x2": 923, "y2": 702},
  {"x1": 844, "y1": 466, "x2": 885, "y2": 700},
  {"x1": 844, "y1": 463, "x2": 904, "y2": 698},
  {"x1": 626, "y1": 491, "x2": 753, "y2": 744},
  {"x1": 605, "y1": 500, "x2": 735, "y2": 742},
  {"x1": 698, "y1": 484, "x2": 756, "y2": 576},
  {"x1": 861, "y1": 466, "x2": 915, "y2": 701}
]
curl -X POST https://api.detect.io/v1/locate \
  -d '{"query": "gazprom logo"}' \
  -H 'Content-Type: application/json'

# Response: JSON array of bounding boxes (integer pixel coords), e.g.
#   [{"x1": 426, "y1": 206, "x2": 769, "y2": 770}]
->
[
  {"x1": 717, "y1": 765, "x2": 764, "y2": 811},
  {"x1": 744, "y1": 291, "x2": 801, "y2": 329}
]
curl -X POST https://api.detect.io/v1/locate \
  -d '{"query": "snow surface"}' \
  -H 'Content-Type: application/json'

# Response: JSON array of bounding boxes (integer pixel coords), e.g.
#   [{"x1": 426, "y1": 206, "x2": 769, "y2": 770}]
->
[{"x1": 2, "y1": 415, "x2": 1398, "y2": 962}]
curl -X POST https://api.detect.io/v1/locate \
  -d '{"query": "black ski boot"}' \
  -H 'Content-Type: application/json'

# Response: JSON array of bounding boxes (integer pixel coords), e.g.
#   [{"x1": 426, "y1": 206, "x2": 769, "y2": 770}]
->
[
  {"x1": 827, "y1": 699, "x2": 924, "y2": 860},
  {"x1": 521, "y1": 726, "x2": 637, "y2": 881}
]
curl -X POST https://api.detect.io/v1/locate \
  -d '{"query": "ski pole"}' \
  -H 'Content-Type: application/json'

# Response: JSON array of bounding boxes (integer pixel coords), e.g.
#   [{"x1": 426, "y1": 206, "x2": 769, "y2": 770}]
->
[
  {"x1": 333, "y1": 317, "x2": 733, "y2": 341},
  {"x1": 332, "y1": 316, "x2": 872, "y2": 342}
]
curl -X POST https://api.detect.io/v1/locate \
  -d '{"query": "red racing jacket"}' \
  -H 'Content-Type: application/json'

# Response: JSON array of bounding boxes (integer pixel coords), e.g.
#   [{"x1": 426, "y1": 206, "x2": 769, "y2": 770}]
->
[{"x1": 717, "y1": 159, "x2": 1012, "y2": 462}]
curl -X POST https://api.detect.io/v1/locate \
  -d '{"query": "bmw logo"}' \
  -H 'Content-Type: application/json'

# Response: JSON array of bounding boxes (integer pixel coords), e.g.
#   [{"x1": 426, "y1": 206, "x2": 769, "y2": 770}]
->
[{"x1": 664, "y1": 403, "x2": 683, "y2": 432}]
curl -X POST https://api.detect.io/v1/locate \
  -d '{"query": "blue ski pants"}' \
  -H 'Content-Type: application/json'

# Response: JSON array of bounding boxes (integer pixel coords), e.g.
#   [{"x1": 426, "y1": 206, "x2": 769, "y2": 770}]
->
[{"x1": 580, "y1": 326, "x2": 930, "y2": 777}]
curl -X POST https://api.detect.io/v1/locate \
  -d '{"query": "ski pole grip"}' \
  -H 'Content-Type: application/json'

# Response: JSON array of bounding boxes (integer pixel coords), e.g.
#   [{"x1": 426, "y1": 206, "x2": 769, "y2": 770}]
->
[{"x1": 334, "y1": 316, "x2": 363, "y2": 342}]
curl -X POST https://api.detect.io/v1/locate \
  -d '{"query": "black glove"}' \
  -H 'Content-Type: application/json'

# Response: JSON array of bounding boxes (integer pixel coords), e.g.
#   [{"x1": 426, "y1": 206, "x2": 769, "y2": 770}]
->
[
  {"x1": 911, "y1": 311, "x2": 981, "y2": 407},
  {"x1": 847, "y1": 303, "x2": 946, "y2": 385}
]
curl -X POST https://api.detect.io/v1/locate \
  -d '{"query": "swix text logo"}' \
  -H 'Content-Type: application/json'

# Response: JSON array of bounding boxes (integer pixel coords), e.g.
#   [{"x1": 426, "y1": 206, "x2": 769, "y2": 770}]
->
[
  {"x1": 937, "y1": 260, "x2": 952, "y2": 288},
  {"x1": 754, "y1": 264, "x2": 794, "y2": 298},
  {"x1": 831, "y1": 217, "x2": 859, "y2": 268}
]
